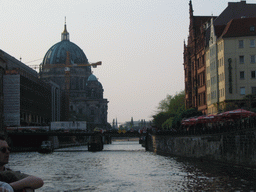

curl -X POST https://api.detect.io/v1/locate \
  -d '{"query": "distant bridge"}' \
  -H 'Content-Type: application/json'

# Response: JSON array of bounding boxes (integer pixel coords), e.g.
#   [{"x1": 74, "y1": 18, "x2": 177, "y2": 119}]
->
[{"x1": 7, "y1": 131, "x2": 146, "y2": 137}]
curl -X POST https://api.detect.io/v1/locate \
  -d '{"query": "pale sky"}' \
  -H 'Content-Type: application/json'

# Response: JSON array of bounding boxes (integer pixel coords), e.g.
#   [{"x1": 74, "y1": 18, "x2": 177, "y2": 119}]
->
[{"x1": 0, "y1": 0, "x2": 252, "y2": 123}]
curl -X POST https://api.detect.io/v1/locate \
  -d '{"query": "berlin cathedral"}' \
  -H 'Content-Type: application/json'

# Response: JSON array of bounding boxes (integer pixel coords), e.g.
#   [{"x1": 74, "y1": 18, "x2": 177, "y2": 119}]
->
[{"x1": 39, "y1": 22, "x2": 108, "y2": 129}]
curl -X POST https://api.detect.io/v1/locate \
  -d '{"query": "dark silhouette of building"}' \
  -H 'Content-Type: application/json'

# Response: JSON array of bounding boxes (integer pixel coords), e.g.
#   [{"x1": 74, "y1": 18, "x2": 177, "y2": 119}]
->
[
  {"x1": 0, "y1": 50, "x2": 62, "y2": 130},
  {"x1": 39, "y1": 22, "x2": 108, "y2": 130}
]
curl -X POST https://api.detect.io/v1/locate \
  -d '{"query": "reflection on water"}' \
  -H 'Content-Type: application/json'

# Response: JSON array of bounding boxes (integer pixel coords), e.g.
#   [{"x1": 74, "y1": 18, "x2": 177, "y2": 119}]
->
[{"x1": 8, "y1": 141, "x2": 256, "y2": 191}]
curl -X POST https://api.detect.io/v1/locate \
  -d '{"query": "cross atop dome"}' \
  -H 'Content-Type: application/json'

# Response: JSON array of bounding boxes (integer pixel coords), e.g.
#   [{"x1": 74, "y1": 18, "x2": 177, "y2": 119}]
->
[{"x1": 61, "y1": 17, "x2": 70, "y2": 41}]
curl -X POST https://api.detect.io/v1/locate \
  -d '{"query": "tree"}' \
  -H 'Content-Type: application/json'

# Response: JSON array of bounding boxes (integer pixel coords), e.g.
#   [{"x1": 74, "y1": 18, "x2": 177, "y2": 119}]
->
[
  {"x1": 157, "y1": 90, "x2": 185, "y2": 114},
  {"x1": 152, "y1": 112, "x2": 173, "y2": 129},
  {"x1": 153, "y1": 90, "x2": 185, "y2": 129},
  {"x1": 172, "y1": 108, "x2": 202, "y2": 130}
]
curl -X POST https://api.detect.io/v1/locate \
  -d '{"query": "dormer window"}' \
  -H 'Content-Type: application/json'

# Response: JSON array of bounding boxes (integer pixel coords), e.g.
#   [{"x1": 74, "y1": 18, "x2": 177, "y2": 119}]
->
[{"x1": 250, "y1": 26, "x2": 255, "y2": 32}]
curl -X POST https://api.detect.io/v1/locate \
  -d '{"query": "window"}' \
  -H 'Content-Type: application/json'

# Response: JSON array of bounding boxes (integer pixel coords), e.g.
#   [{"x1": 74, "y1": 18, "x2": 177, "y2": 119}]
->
[
  {"x1": 250, "y1": 39, "x2": 255, "y2": 47},
  {"x1": 240, "y1": 87, "x2": 245, "y2": 95},
  {"x1": 252, "y1": 71, "x2": 256, "y2": 78},
  {"x1": 239, "y1": 40, "x2": 244, "y2": 48},
  {"x1": 252, "y1": 87, "x2": 256, "y2": 95},
  {"x1": 251, "y1": 55, "x2": 256, "y2": 63},
  {"x1": 239, "y1": 55, "x2": 244, "y2": 64},
  {"x1": 250, "y1": 26, "x2": 255, "y2": 32},
  {"x1": 240, "y1": 71, "x2": 245, "y2": 79}
]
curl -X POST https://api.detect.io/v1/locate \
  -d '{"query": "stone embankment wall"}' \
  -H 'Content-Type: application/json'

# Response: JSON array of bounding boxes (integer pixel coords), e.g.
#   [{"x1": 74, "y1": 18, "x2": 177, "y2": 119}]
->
[{"x1": 146, "y1": 129, "x2": 256, "y2": 168}]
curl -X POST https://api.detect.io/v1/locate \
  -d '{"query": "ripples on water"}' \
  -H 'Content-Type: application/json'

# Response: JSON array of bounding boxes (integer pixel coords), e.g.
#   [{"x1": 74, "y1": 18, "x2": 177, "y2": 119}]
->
[{"x1": 8, "y1": 141, "x2": 256, "y2": 192}]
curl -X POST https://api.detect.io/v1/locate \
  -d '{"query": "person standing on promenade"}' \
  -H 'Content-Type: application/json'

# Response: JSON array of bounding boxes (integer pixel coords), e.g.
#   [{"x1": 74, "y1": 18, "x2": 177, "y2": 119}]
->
[{"x1": 0, "y1": 135, "x2": 44, "y2": 192}]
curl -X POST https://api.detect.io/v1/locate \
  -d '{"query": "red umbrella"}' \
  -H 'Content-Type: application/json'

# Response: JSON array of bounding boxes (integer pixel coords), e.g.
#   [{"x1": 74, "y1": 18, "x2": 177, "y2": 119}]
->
[
  {"x1": 181, "y1": 118, "x2": 191, "y2": 125},
  {"x1": 204, "y1": 114, "x2": 220, "y2": 122},
  {"x1": 196, "y1": 116, "x2": 208, "y2": 123},
  {"x1": 218, "y1": 109, "x2": 256, "y2": 118},
  {"x1": 181, "y1": 117, "x2": 198, "y2": 125},
  {"x1": 189, "y1": 117, "x2": 199, "y2": 124}
]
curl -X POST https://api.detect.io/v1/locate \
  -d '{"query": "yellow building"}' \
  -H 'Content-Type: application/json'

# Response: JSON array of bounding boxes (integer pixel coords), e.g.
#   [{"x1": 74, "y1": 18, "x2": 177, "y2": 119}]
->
[{"x1": 206, "y1": 17, "x2": 256, "y2": 114}]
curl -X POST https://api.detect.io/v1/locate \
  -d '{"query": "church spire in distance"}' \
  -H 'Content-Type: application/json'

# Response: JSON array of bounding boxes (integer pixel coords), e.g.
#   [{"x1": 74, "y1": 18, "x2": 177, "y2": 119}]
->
[
  {"x1": 189, "y1": 0, "x2": 193, "y2": 18},
  {"x1": 61, "y1": 17, "x2": 70, "y2": 41}
]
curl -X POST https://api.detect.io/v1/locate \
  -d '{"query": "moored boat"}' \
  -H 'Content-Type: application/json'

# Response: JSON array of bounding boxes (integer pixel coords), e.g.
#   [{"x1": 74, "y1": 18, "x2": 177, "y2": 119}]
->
[
  {"x1": 39, "y1": 141, "x2": 54, "y2": 153},
  {"x1": 88, "y1": 134, "x2": 103, "y2": 152}
]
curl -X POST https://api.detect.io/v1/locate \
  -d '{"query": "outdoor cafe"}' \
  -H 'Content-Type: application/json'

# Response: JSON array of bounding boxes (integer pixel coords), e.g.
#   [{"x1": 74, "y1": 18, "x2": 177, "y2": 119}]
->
[{"x1": 181, "y1": 109, "x2": 256, "y2": 135}]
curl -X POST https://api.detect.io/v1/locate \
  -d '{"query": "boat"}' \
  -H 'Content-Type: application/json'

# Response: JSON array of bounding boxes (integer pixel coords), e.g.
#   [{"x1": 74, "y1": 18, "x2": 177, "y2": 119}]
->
[
  {"x1": 88, "y1": 134, "x2": 103, "y2": 152},
  {"x1": 139, "y1": 136, "x2": 146, "y2": 147},
  {"x1": 39, "y1": 141, "x2": 54, "y2": 153}
]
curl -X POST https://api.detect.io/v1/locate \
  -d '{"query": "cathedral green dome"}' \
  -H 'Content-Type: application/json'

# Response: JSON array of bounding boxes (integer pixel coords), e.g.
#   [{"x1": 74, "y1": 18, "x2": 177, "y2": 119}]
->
[{"x1": 42, "y1": 23, "x2": 88, "y2": 65}]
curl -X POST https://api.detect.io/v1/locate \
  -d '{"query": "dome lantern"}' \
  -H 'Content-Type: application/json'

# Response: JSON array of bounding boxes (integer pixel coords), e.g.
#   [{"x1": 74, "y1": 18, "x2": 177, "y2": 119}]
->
[{"x1": 61, "y1": 17, "x2": 70, "y2": 41}]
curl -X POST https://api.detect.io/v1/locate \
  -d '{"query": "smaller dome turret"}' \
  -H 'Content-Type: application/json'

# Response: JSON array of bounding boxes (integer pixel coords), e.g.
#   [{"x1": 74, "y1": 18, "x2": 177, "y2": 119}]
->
[
  {"x1": 86, "y1": 74, "x2": 103, "y2": 99},
  {"x1": 87, "y1": 74, "x2": 98, "y2": 82}
]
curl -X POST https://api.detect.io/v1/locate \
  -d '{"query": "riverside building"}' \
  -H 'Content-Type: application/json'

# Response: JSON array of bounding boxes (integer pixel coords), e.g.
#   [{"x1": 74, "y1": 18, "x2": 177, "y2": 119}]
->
[
  {"x1": 0, "y1": 50, "x2": 62, "y2": 130},
  {"x1": 206, "y1": 17, "x2": 256, "y2": 114},
  {"x1": 184, "y1": 0, "x2": 256, "y2": 114}
]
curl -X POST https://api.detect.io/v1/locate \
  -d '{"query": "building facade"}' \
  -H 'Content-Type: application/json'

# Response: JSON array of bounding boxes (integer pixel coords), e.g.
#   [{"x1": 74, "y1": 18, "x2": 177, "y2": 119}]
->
[
  {"x1": 0, "y1": 49, "x2": 62, "y2": 129},
  {"x1": 183, "y1": 0, "x2": 212, "y2": 114},
  {"x1": 39, "y1": 23, "x2": 108, "y2": 130},
  {"x1": 184, "y1": 0, "x2": 256, "y2": 114},
  {"x1": 207, "y1": 17, "x2": 256, "y2": 114},
  {"x1": 0, "y1": 52, "x2": 6, "y2": 131}
]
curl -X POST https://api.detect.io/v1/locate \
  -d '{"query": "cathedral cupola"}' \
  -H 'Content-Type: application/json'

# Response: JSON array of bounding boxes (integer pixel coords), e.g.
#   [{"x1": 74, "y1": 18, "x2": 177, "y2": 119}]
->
[{"x1": 41, "y1": 18, "x2": 89, "y2": 65}]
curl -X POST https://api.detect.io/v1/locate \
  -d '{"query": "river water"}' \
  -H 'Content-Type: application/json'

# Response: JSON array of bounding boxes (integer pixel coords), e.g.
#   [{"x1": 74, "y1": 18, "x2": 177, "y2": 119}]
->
[{"x1": 8, "y1": 141, "x2": 256, "y2": 192}]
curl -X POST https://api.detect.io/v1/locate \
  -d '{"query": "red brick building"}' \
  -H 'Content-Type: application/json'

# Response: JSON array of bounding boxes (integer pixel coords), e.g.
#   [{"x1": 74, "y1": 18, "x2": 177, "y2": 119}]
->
[{"x1": 183, "y1": 1, "x2": 213, "y2": 114}]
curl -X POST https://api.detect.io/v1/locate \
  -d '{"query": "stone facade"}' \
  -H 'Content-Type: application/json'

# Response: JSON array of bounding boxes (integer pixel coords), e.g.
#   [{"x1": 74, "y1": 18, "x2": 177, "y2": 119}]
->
[{"x1": 146, "y1": 130, "x2": 256, "y2": 168}]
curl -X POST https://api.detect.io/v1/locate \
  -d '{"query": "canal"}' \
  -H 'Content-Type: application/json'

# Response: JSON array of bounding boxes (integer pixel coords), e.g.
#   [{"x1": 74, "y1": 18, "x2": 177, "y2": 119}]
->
[{"x1": 8, "y1": 141, "x2": 256, "y2": 191}]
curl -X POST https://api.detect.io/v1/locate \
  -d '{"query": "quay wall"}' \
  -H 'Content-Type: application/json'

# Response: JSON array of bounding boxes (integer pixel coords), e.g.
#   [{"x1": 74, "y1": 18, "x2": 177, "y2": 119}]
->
[{"x1": 146, "y1": 128, "x2": 256, "y2": 168}]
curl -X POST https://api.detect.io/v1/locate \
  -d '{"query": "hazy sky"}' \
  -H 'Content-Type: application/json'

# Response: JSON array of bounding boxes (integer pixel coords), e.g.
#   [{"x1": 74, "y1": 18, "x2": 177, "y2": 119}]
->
[{"x1": 0, "y1": 0, "x2": 252, "y2": 123}]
